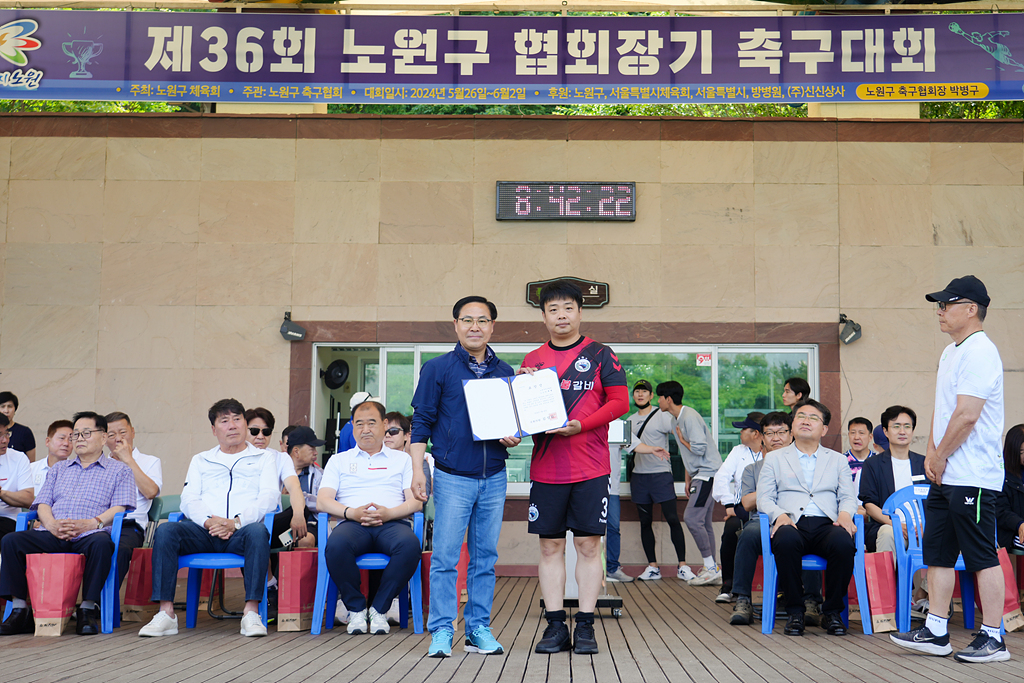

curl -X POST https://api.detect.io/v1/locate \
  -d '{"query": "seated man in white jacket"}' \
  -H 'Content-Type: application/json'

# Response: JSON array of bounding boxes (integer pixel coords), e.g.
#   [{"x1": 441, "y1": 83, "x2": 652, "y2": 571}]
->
[{"x1": 140, "y1": 398, "x2": 279, "y2": 638}]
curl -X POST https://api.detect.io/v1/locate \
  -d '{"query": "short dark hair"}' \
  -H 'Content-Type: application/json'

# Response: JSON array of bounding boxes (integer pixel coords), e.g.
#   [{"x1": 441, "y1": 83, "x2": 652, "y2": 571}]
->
[
  {"x1": 384, "y1": 412, "x2": 411, "y2": 433},
  {"x1": 880, "y1": 405, "x2": 918, "y2": 431},
  {"x1": 105, "y1": 411, "x2": 132, "y2": 427},
  {"x1": 847, "y1": 417, "x2": 873, "y2": 432},
  {"x1": 975, "y1": 303, "x2": 988, "y2": 322},
  {"x1": 655, "y1": 381, "x2": 684, "y2": 405},
  {"x1": 539, "y1": 280, "x2": 583, "y2": 309},
  {"x1": 453, "y1": 296, "x2": 498, "y2": 321},
  {"x1": 73, "y1": 411, "x2": 107, "y2": 432},
  {"x1": 208, "y1": 398, "x2": 245, "y2": 425},
  {"x1": 282, "y1": 424, "x2": 299, "y2": 453},
  {"x1": 47, "y1": 419, "x2": 74, "y2": 438},
  {"x1": 784, "y1": 377, "x2": 811, "y2": 401},
  {"x1": 0, "y1": 391, "x2": 18, "y2": 410},
  {"x1": 761, "y1": 411, "x2": 792, "y2": 431},
  {"x1": 0, "y1": 414, "x2": 8, "y2": 428},
  {"x1": 352, "y1": 400, "x2": 386, "y2": 422},
  {"x1": 792, "y1": 398, "x2": 831, "y2": 426},
  {"x1": 1004, "y1": 424, "x2": 1024, "y2": 480},
  {"x1": 244, "y1": 407, "x2": 275, "y2": 432}
]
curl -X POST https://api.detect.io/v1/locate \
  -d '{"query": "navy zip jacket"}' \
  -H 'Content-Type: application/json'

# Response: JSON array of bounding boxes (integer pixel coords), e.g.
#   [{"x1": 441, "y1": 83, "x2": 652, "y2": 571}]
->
[
  {"x1": 995, "y1": 474, "x2": 1024, "y2": 551},
  {"x1": 411, "y1": 343, "x2": 515, "y2": 479},
  {"x1": 858, "y1": 449, "x2": 926, "y2": 551}
]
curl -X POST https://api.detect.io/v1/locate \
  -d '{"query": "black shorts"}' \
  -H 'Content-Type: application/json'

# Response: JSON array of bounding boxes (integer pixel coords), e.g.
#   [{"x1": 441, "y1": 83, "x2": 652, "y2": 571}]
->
[
  {"x1": 528, "y1": 476, "x2": 609, "y2": 537},
  {"x1": 922, "y1": 484, "x2": 999, "y2": 572},
  {"x1": 630, "y1": 471, "x2": 676, "y2": 505}
]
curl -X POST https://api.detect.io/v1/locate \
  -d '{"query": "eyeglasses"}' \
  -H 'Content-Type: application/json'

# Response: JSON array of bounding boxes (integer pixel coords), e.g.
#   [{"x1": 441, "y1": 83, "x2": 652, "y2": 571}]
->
[
  {"x1": 763, "y1": 429, "x2": 790, "y2": 438},
  {"x1": 457, "y1": 317, "x2": 492, "y2": 327},
  {"x1": 0, "y1": 430, "x2": 9, "y2": 441},
  {"x1": 385, "y1": 427, "x2": 404, "y2": 437},
  {"x1": 249, "y1": 427, "x2": 273, "y2": 437},
  {"x1": 936, "y1": 300, "x2": 972, "y2": 311},
  {"x1": 71, "y1": 429, "x2": 99, "y2": 441},
  {"x1": 794, "y1": 413, "x2": 823, "y2": 424}
]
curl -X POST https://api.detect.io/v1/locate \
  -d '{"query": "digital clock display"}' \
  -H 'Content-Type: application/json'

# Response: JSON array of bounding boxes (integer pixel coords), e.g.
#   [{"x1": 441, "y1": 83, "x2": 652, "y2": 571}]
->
[{"x1": 496, "y1": 182, "x2": 636, "y2": 221}]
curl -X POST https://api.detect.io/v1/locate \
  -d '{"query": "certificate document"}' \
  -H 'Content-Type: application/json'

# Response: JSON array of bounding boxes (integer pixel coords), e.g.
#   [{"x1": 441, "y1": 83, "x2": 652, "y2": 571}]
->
[{"x1": 462, "y1": 368, "x2": 569, "y2": 441}]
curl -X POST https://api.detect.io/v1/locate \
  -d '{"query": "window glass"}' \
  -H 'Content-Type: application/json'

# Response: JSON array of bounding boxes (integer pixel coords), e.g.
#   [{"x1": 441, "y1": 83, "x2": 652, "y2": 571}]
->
[{"x1": 717, "y1": 351, "x2": 809, "y2": 456}]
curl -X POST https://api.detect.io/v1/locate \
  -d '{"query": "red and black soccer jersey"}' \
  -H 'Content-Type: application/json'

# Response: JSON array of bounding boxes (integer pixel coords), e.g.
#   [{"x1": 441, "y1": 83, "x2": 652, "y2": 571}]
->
[{"x1": 522, "y1": 336, "x2": 628, "y2": 484}]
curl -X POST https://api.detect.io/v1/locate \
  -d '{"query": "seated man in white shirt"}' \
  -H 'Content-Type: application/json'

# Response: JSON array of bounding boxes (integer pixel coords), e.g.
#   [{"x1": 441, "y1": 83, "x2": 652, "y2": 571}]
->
[
  {"x1": 31, "y1": 420, "x2": 73, "y2": 494},
  {"x1": 0, "y1": 414, "x2": 34, "y2": 542},
  {"x1": 140, "y1": 399, "x2": 278, "y2": 638},
  {"x1": 105, "y1": 412, "x2": 162, "y2": 588},
  {"x1": 246, "y1": 408, "x2": 308, "y2": 549},
  {"x1": 317, "y1": 400, "x2": 423, "y2": 636}
]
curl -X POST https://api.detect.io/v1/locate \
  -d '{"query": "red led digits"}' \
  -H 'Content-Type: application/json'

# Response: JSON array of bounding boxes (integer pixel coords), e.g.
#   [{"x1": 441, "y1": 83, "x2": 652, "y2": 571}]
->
[
  {"x1": 495, "y1": 181, "x2": 635, "y2": 221},
  {"x1": 616, "y1": 185, "x2": 631, "y2": 216},
  {"x1": 515, "y1": 185, "x2": 531, "y2": 215}
]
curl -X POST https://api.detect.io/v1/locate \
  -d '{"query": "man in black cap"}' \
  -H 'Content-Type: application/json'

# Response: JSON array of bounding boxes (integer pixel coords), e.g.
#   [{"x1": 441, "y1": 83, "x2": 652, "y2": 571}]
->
[
  {"x1": 891, "y1": 275, "x2": 1008, "y2": 663},
  {"x1": 272, "y1": 426, "x2": 325, "y2": 550},
  {"x1": 624, "y1": 380, "x2": 693, "y2": 582}
]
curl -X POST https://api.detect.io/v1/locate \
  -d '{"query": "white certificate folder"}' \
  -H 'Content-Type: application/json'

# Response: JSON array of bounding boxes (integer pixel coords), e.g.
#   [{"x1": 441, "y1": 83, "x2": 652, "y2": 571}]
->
[{"x1": 462, "y1": 368, "x2": 569, "y2": 441}]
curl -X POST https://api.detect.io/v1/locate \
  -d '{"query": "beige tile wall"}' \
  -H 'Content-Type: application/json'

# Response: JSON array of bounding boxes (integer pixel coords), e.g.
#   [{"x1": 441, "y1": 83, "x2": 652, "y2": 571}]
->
[{"x1": 0, "y1": 133, "x2": 1022, "y2": 572}]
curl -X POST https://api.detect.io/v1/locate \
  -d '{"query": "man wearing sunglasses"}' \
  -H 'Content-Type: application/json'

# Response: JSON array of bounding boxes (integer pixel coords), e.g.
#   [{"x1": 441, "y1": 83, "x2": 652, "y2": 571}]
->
[
  {"x1": 246, "y1": 409, "x2": 308, "y2": 554},
  {"x1": 891, "y1": 275, "x2": 1008, "y2": 663},
  {"x1": 410, "y1": 295, "x2": 519, "y2": 659},
  {"x1": 0, "y1": 411, "x2": 136, "y2": 636}
]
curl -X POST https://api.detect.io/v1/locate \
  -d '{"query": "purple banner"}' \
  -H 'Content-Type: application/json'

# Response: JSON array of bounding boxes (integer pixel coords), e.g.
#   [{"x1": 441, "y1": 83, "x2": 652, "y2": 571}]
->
[{"x1": 0, "y1": 9, "x2": 1022, "y2": 104}]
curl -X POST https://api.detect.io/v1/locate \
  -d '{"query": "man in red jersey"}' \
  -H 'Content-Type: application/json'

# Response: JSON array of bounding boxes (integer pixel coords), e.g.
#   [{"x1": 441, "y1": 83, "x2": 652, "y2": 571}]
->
[{"x1": 521, "y1": 280, "x2": 628, "y2": 656}]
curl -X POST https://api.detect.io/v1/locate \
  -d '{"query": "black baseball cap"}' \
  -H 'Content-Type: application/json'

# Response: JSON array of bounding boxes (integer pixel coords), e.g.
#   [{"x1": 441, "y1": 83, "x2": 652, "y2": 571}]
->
[
  {"x1": 731, "y1": 417, "x2": 763, "y2": 432},
  {"x1": 633, "y1": 380, "x2": 653, "y2": 392},
  {"x1": 925, "y1": 275, "x2": 990, "y2": 308},
  {"x1": 286, "y1": 426, "x2": 326, "y2": 449}
]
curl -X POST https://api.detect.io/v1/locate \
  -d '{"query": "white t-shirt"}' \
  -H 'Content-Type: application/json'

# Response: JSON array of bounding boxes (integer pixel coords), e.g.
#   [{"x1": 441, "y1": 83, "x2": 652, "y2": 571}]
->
[
  {"x1": 30, "y1": 457, "x2": 54, "y2": 494},
  {"x1": 272, "y1": 449, "x2": 298, "y2": 489},
  {"x1": 321, "y1": 445, "x2": 412, "y2": 511},
  {"x1": 124, "y1": 449, "x2": 163, "y2": 528},
  {"x1": 933, "y1": 330, "x2": 1005, "y2": 491},
  {"x1": 0, "y1": 448, "x2": 32, "y2": 520},
  {"x1": 891, "y1": 457, "x2": 913, "y2": 493}
]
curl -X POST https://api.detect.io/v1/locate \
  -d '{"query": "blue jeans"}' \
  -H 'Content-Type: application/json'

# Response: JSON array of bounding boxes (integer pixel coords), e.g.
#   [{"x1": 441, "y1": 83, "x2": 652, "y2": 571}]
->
[
  {"x1": 150, "y1": 520, "x2": 270, "y2": 603},
  {"x1": 606, "y1": 494, "x2": 621, "y2": 573},
  {"x1": 428, "y1": 467, "x2": 506, "y2": 634}
]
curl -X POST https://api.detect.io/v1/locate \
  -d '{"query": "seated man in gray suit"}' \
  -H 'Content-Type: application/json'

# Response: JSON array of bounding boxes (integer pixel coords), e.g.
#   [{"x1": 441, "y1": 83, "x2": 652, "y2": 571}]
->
[{"x1": 757, "y1": 398, "x2": 857, "y2": 637}]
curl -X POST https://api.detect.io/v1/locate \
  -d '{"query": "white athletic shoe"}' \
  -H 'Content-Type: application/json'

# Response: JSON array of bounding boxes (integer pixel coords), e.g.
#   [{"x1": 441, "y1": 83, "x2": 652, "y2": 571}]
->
[
  {"x1": 386, "y1": 598, "x2": 401, "y2": 624},
  {"x1": 368, "y1": 607, "x2": 390, "y2": 635},
  {"x1": 637, "y1": 566, "x2": 662, "y2": 581},
  {"x1": 240, "y1": 611, "x2": 268, "y2": 637},
  {"x1": 139, "y1": 611, "x2": 178, "y2": 637},
  {"x1": 677, "y1": 565, "x2": 697, "y2": 581},
  {"x1": 334, "y1": 598, "x2": 349, "y2": 625},
  {"x1": 688, "y1": 566, "x2": 723, "y2": 587},
  {"x1": 347, "y1": 609, "x2": 369, "y2": 635}
]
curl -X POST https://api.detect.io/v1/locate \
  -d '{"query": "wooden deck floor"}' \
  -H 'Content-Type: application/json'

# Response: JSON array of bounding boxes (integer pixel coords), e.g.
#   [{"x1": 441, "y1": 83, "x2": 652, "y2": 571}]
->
[{"x1": 4, "y1": 577, "x2": 1024, "y2": 683}]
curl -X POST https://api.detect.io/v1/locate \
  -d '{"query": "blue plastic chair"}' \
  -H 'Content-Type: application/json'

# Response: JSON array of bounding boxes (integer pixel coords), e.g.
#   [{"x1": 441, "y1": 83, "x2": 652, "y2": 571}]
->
[
  {"x1": 166, "y1": 511, "x2": 275, "y2": 629},
  {"x1": 759, "y1": 512, "x2": 872, "y2": 635},
  {"x1": 311, "y1": 511, "x2": 424, "y2": 635},
  {"x1": 882, "y1": 485, "x2": 975, "y2": 632},
  {"x1": 2, "y1": 510, "x2": 125, "y2": 634}
]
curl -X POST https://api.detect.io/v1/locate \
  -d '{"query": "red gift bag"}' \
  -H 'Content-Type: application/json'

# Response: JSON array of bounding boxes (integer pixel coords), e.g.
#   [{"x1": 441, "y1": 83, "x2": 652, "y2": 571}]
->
[
  {"x1": 27, "y1": 553, "x2": 85, "y2": 636},
  {"x1": 278, "y1": 549, "x2": 318, "y2": 631},
  {"x1": 455, "y1": 543, "x2": 470, "y2": 613},
  {"x1": 990, "y1": 548, "x2": 1024, "y2": 632},
  {"x1": 421, "y1": 551, "x2": 432, "y2": 609},
  {"x1": 751, "y1": 557, "x2": 764, "y2": 604},
  {"x1": 123, "y1": 547, "x2": 155, "y2": 622},
  {"x1": 863, "y1": 551, "x2": 898, "y2": 633},
  {"x1": 847, "y1": 576, "x2": 861, "y2": 621}
]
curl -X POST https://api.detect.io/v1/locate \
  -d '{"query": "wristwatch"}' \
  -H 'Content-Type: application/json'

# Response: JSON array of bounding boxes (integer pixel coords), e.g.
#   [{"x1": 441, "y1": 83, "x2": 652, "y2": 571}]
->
[{"x1": 233, "y1": 516, "x2": 242, "y2": 530}]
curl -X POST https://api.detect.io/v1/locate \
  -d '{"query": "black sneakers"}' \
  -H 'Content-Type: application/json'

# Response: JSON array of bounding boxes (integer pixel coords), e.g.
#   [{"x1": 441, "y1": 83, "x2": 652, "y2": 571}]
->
[
  {"x1": 954, "y1": 632, "x2": 1010, "y2": 663},
  {"x1": 889, "y1": 626, "x2": 953, "y2": 656},
  {"x1": 535, "y1": 621, "x2": 571, "y2": 654},
  {"x1": 573, "y1": 620, "x2": 598, "y2": 655}
]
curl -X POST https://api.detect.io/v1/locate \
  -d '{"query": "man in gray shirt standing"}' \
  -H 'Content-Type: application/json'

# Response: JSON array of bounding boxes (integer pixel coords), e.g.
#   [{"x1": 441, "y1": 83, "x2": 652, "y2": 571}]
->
[
  {"x1": 624, "y1": 380, "x2": 692, "y2": 582},
  {"x1": 657, "y1": 381, "x2": 721, "y2": 585}
]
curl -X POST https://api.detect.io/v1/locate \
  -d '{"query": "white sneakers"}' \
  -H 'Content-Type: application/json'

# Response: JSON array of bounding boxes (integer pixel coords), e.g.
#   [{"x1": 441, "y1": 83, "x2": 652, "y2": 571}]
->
[
  {"x1": 347, "y1": 610, "x2": 369, "y2": 634},
  {"x1": 637, "y1": 566, "x2": 662, "y2": 581},
  {"x1": 677, "y1": 565, "x2": 697, "y2": 581},
  {"x1": 347, "y1": 608, "x2": 390, "y2": 635},
  {"x1": 688, "y1": 566, "x2": 723, "y2": 587},
  {"x1": 386, "y1": 598, "x2": 401, "y2": 625},
  {"x1": 139, "y1": 611, "x2": 178, "y2": 637},
  {"x1": 369, "y1": 607, "x2": 390, "y2": 634},
  {"x1": 240, "y1": 611, "x2": 268, "y2": 637}
]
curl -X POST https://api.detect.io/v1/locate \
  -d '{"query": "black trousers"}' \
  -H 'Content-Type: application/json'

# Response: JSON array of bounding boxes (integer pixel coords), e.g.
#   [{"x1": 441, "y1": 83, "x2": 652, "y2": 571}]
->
[
  {"x1": 770, "y1": 516, "x2": 855, "y2": 617},
  {"x1": 116, "y1": 523, "x2": 146, "y2": 589},
  {"x1": 0, "y1": 529, "x2": 114, "y2": 602},
  {"x1": 720, "y1": 515, "x2": 744, "y2": 591}
]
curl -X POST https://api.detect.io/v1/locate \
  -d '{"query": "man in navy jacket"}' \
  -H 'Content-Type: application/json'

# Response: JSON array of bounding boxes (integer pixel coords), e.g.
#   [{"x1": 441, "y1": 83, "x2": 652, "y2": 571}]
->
[
  {"x1": 410, "y1": 296, "x2": 521, "y2": 659},
  {"x1": 858, "y1": 405, "x2": 927, "y2": 554}
]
